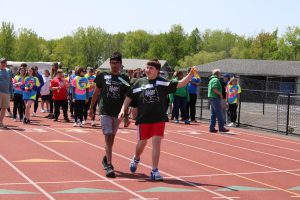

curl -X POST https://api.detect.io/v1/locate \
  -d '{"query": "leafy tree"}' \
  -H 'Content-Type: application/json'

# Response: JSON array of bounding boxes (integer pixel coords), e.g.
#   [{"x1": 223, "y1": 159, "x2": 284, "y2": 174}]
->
[{"x1": 0, "y1": 22, "x2": 16, "y2": 59}]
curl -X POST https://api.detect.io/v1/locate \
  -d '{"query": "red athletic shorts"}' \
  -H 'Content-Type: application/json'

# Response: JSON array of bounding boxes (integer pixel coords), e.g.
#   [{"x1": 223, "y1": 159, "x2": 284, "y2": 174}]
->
[{"x1": 137, "y1": 122, "x2": 165, "y2": 140}]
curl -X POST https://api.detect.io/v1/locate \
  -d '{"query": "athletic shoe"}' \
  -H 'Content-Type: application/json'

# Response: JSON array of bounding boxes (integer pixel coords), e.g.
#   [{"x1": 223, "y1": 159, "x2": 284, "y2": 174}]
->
[
  {"x1": 0, "y1": 123, "x2": 8, "y2": 129},
  {"x1": 32, "y1": 112, "x2": 36, "y2": 117},
  {"x1": 151, "y1": 168, "x2": 163, "y2": 181},
  {"x1": 227, "y1": 122, "x2": 234, "y2": 127},
  {"x1": 175, "y1": 120, "x2": 179, "y2": 124},
  {"x1": 64, "y1": 118, "x2": 70, "y2": 122},
  {"x1": 79, "y1": 123, "x2": 83, "y2": 127},
  {"x1": 209, "y1": 129, "x2": 218, "y2": 133},
  {"x1": 219, "y1": 128, "x2": 230, "y2": 133},
  {"x1": 40, "y1": 109, "x2": 45, "y2": 113},
  {"x1": 102, "y1": 156, "x2": 108, "y2": 170},
  {"x1": 106, "y1": 164, "x2": 116, "y2": 178},
  {"x1": 46, "y1": 109, "x2": 50, "y2": 113},
  {"x1": 91, "y1": 120, "x2": 96, "y2": 126},
  {"x1": 19, "y1": 118, "x2": 23, "y2": 122},
  {"x1": 129, "y1": 156, "x2": 140, "y2": 173},
  {"x1": 184, "y1": 120, "x2": 190, "y2": 125},
  {"x1": 23, "y1": 118, "x2": 27, "y2": 124},
  {"x1": 73, "y1": 122, "x2": 77, "y2": 127},
  {"x1": 13, "y1": 118, "x2": 17, "y2": 122},
  {"x1": 82, "y1": 120, "x2": 86, "y2": 125},
  {"x1": 53, "y1": 118, "x2": 58, "y2": 122},
  {"x1": 192, "y1": 120, "x2": 198, "y2": 123},
  {"x1": 6, "y1": 112, "x2": 12, "y2": 117}
]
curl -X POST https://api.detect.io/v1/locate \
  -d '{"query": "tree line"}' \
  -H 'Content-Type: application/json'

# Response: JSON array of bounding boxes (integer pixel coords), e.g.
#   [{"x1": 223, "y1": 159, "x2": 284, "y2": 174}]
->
[{"x1": 0, "y1": 21, "x2": 299, "y2": 70}]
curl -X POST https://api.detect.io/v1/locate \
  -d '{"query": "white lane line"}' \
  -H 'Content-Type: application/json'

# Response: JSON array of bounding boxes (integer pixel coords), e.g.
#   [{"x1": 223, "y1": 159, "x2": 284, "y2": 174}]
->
[
  {"x1": 9, "y1": 128, "x2": 148, "y2": 200},
  {"x1": 44, "y1": 126, "x2": 235, "y2": 200},
  {"x1": 1, "y1": 168, "x2": 300, "y2": 186},
  {"x1": 166, "y1": 124, "x2": 300, "y2": 177},
  {"x1": 0, "y1": 154, "x2": 55, "y2": 200},
  {"x1": 170, "y1": 123, "x2": 300, "y2": 154},
  {"x1": 213, "y1": 197, "x2": 240, "y2": 199}
]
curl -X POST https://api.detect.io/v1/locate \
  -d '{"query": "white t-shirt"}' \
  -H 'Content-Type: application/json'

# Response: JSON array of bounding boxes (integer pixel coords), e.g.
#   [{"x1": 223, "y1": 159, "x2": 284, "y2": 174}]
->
[{"x1": 40, "y1": 76, "x2": 50, "y2": 96}]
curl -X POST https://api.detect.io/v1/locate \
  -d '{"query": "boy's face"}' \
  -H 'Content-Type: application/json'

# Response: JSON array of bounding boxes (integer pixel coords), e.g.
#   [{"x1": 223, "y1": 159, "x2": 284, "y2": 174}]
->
[
  {"x1": 145, "y1": 65, "x2": 159, "y2": 80},
  {"x1": 110, "y1": 60, "x2": 121, "y2": 74}
]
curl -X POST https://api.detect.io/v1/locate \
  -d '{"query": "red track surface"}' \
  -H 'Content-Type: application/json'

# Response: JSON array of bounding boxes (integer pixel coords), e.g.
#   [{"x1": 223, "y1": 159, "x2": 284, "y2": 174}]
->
[{"x1": 1, "y1": 110, "x2": 300, "y2": 200}]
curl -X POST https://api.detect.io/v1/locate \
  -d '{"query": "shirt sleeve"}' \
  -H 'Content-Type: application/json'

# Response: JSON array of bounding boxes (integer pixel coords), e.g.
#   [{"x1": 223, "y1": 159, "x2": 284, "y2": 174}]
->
[
  {"x1": 94, "y1": 74, "x2": 102, "y2": 89},
  {"x1": 166, "y1": 80, "x2": 178, "y2": 94},
  {"x1": 126, "y1": 80, "x2": 139, "y2": 99}
]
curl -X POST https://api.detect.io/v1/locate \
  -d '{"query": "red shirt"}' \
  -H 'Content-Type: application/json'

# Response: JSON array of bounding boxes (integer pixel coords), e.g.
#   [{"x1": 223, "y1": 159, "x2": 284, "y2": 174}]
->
[{"x1": 50, "y1": 77, "x2": 68, "y2": 100}]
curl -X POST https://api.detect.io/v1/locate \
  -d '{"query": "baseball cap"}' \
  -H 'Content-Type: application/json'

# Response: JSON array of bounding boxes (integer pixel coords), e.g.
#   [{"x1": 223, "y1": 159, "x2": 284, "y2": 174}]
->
[
  {"x1": 0, "y1": 57, "x2": 7, "y2": 62},
  {"x1": 223, "y1": 73, "x2": 231, "y2": 78}
]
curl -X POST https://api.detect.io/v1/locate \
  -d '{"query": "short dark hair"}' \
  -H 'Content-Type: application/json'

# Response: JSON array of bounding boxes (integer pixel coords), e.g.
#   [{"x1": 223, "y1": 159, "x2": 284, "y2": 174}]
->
[
  {"x1": 110, "y1": 52, "x2": 122, "y2": 63},
  {"x1": 21, "y1": 63, "x2": 27, "y2": 68},
  {"x1": 147, "y1": 59, "x2": 161, "y2": 70}
]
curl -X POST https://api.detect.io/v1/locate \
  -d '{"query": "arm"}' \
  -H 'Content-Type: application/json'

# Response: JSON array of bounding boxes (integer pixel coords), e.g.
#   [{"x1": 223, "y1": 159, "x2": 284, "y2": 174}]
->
[
  {"x1": 89, "y1": 87, "x2": 101, "y2": 117},
  {"x1": 177, "y1": 68, "x2": 194, "y2": 88},
  {"x1": 213, "y1": 88, "x2": 223, "y2": 99},
  {"x1": 118, "y1": 96, "x2": 133, "y2": 120}
]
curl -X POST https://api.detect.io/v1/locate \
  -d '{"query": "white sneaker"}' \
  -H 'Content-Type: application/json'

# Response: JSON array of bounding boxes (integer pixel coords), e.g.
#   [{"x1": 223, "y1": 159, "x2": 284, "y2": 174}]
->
[
  {"x1": 82, "y1": 120, "x2": 86, "y2": 125},
  {"x1": 73, "y1": 122, "x2": 77, "y2": 127},
  {"x1": 40, "y1": 109, "x2": 45, "y2": 113},
  {"x1": 13, "y1": 118, "x2": 17, "y2": 122},
  {"x1": 79, "y1": 123, "x2": 83, "y2": 127},
  {"x1": 91, "y1": 120, "x2": 96, "y2": 126},
  {"x1": 32, "y1": 112, "x2": 36, "y2": 117},
  {"x1": 227, "y1": 122, "x2": 234, "y2": 127}
]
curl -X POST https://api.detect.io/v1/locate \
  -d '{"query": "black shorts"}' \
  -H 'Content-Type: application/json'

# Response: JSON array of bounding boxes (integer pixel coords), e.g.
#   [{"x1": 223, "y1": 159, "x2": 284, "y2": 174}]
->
[{"x1": 41, "y1": 95, "x2": 50, "y2": 101}]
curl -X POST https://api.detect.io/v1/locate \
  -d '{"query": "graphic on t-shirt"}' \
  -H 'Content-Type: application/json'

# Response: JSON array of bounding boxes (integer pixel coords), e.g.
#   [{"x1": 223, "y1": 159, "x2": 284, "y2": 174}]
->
[
  {"x1": 143, "y1": 88, "x2": 160, "y2": 103},
  {"x1": 106, "y1": 80, "x2": 121, "y2": 99}
]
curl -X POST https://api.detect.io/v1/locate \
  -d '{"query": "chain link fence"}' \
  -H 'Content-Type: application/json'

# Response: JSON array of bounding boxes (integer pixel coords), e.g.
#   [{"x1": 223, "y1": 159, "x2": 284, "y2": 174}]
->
[{"x1": 195, "y1": 77, "x2": 300, "y2": 135}]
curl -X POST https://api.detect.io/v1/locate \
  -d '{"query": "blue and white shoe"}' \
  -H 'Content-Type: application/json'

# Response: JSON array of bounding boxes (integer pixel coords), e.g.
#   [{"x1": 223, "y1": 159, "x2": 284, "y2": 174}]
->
[
  {"x1": 129, "y1": 156, "x2": 140, "y2": 173},
  {"x1": 151, "y1": 168, "x2": 163, "y2": 181}
]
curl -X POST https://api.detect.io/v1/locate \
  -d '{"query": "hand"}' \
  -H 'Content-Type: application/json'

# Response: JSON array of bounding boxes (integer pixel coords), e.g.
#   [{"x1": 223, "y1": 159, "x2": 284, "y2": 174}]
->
[
  {"x1": 72, "y1": 99, "x2": 75, "y2": 103},
  {"x1": 85, "y1": 99, "x2": 89, "y2": 104},
  {"x1": 124, "y1": 116, "x2": 130, "y2": 128},
  {"x1": 89, "y1": 108, "x2": 94, "y2": 118},
  {"x1": 118, "y1": 110, "x2": 125, "y2": 121}
]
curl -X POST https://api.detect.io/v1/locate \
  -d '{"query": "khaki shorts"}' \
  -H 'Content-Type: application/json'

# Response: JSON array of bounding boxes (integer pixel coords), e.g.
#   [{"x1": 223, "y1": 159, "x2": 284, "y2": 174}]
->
[
  {"x1": 100, "y1": 115, "x2": 120, "y2": 135},
  {"x1": 0, "y1": 93, "x2": 10, "y2": 109}
]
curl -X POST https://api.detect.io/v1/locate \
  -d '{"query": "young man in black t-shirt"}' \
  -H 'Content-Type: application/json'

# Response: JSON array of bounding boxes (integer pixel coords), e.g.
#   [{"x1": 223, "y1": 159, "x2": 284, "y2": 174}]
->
[
  {"x1": 119, "y1": 60, "x2": 195, "y2": 181},
  {"x1": 89, "y1": 52, "x2": 130, "y2": 178}
]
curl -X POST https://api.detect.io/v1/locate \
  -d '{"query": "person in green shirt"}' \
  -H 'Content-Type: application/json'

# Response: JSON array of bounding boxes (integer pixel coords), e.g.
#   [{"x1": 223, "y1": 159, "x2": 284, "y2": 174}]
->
[
  {"x1": 118, "y1": 59, "x2": 195, "y2": 181},
  {"x1": 208, "y1": 69, "x2": 229, "y2": 133},
  {"x1": 89, "y1": 52, "x2": 130, "y2": 178},
  {"x1": 169, "y1": 71, "x2": 190, "y2": 124}
]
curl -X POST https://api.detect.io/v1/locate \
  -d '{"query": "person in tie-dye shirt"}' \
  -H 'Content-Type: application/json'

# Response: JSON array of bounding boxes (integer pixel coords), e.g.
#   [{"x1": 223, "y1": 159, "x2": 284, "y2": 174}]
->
[
  {"x1": 12, "y1": 67, "x2": 25, "y2": 121},
  {"x1": 21, "y1": 67, "x2": 40, "y2": 124},
  {"x1": 226, "y1": 77, "x2": 241, "y2": 127},
  {"x1": 83, "y1": 67, "x2": 97, "y2": 126},
  {"x1": 72, "y1": 67, "x2": 89, "y2": 127}
]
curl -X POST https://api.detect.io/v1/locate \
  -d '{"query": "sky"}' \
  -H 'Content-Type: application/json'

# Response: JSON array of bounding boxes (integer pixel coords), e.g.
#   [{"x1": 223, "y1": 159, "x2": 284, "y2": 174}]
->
[{"x1": 1, "y1": 0, "x2": 300, "y2": 39}]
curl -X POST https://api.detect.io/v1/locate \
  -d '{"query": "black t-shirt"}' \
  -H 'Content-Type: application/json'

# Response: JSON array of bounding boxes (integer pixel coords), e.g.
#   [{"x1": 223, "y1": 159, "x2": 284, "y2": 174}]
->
[
  {"x1": 94, "y1": 72, "x2": 130, "y2": 117},
  {"x1": 220, "y1": 79, "x2": 227, "y2": 99},
  {"x1": 127, "y1": 76, "x2": 178, "y2": 125}
]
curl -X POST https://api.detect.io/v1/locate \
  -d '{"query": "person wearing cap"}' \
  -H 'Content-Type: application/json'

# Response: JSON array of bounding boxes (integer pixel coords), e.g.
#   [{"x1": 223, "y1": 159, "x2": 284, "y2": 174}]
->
[
  {"x1": 208, "y1": 69, "x2": 230, "y2": 133},
  {"x1": 118, "y1": 60, "x2": 195, "y2": 181},
  {"x1": 220, "y1": 73, "x2": 231, "y2": 124},
  {"x1": 89, "y1": 52, "x2": 130, "y2": 178},
  {"x1": 0, "y1": 58, "x2": 13, "y2": 128},
  {"x1": 226, "y1": 77, "x2": 241, "y2": 127},
  {"x1": 83, "y1": 67, "x2": 97, "y2": 126}
]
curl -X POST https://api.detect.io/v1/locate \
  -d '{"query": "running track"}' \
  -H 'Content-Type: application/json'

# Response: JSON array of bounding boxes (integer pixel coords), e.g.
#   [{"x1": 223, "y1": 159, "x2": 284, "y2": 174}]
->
[{"x1": 1, "y1": 111, "x2": 300, "y2": 200}]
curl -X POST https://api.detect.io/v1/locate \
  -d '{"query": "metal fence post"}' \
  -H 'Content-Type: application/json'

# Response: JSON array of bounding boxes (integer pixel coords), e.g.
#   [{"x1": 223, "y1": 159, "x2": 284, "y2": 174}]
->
[
  {"x1": 286, "y1": 93, "x2": 291, "y2": 135},
  {"x1": 237, "y1": 92, "x2": 242, "y2": 127},
  {"x1": 200, "y1": 87, "x2": 203, "y2": 120}
]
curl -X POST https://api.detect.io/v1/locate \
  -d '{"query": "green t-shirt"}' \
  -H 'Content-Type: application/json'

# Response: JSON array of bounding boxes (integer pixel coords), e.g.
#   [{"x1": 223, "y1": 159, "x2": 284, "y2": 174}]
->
[
  {"x1": 94, "y1": 72, "x2": 130, "y2": 117},
  {"x1": 127, "y1": 77, "x2": 178, "y2": 125},
  {"x1": 208, "y1": 75, "x2": 222, "y2": 98}
]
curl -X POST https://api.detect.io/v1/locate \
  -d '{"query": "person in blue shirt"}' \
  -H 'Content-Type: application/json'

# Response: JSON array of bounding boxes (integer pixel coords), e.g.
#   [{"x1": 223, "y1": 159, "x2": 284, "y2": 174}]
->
[
  {"x1": 187, "y1": 67, "x2": 201, "y2": 122},
  {"x1": 32, "y1": 66, "x2": 44, "y2": 116}
]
